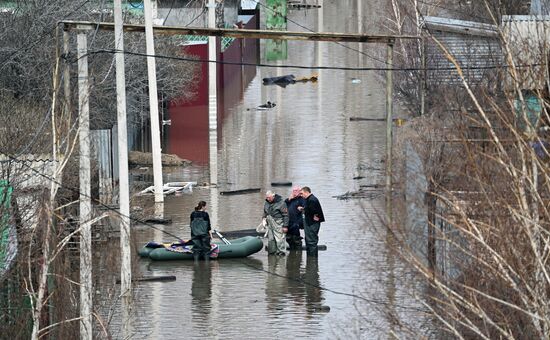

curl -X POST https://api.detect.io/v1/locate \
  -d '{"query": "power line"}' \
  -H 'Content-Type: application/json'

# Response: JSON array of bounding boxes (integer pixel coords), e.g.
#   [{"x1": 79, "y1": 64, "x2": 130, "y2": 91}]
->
[
  {"x1": 240, "y1": 259, "x2": 427, "y2": 312},
  {"x1": 415, "y1": 0, "x2": 495, "y2": 23},
  {"x1": 1, "y1": 151, "x2": 184, "y2": 240},
  {"x1": 254, "y1": 0, "x2": 392, "y2": 66},
  {"x1": 0, "y1": 0, "x2": 93, "y2": 72},
  {"x1": 3, "y1": 149, "x2": 426, "y2": 314},
  {"x1": 0, "y1": 0, "x2": 115, "y2": 163},
  {"x1": 85, "y1": 48, "x2": 529, "y2": 72}
]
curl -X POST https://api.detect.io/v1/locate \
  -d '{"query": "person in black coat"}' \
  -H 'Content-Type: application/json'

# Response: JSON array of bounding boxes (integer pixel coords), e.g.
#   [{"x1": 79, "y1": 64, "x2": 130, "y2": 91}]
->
[
  {"x1": 190, "y1": 201, "x2": 212, "y2": 260},
  {"x1": 285, "y1": 186, "x2": 305, "y2": 250},
  {"x1": 299, "y1": 187, "x2": 325, "y2": 257}
]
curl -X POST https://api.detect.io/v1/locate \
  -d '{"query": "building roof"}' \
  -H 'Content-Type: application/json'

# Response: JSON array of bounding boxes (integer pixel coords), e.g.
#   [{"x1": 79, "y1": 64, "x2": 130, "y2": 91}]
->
[
  {"x1": 422, "y1": 16, "x2": 501, "y2": 86},
  {"x1": 241, "y1": 0, "x2": 258, "y2": 10},
  {"x1": 423, "y1": 16, "x2": 498, "y2": 37}
]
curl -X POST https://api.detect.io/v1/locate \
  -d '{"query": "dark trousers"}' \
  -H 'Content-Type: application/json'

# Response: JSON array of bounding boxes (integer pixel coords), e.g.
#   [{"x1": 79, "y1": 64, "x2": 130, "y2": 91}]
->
[
  {"x1": 304, "y1": 222, "x2": 320, "y2": 256},
  {"x1": 286, "y1": 234, "x2": 303, "y2": 250},
  {"x1": 192, "y1": 235, "x2": 211, "y2": 259}
]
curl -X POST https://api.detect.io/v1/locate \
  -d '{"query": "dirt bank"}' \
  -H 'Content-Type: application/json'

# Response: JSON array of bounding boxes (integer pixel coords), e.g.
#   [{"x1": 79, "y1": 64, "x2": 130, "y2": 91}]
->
[{"x1": 128, "y1": 151, "x2": 192, "y2": 167}]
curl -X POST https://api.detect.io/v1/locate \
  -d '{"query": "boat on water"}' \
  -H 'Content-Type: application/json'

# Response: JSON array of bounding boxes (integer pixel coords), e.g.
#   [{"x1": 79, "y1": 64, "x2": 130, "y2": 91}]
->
[{"x1": 138, "y1": 236, "x2": 263, "y2": 261}]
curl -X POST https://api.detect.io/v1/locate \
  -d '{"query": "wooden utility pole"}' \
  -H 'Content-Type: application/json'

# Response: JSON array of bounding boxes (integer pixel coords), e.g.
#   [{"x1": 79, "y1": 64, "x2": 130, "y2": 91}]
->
[
  {"x1": 77, "y1": 31, "x2": 93, "y2": 340},
  {"x1": 385, "y1": 42, "x2": 394, "y2": 226},
  {"x1": 208, "y1": 0, "x2": 218, "y2": 185},
  {"x1": 61, "y1": 20, "x2": 416, "y2": 43},
  {"x1": 113, "y1": 0, "x2": 132, "y2": 301},
  {"x1": 62, "y1": 19, "x2": 417, "y2": 229},
  {"x1": 143, "y1": 0, "x2": 164, "y2": 203}
]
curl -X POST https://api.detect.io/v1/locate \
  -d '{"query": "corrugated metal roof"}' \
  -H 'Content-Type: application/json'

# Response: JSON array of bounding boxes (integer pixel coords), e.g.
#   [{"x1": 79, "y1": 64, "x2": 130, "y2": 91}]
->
[{"x1": 423, "y1": 16, "x2": 498, "y2": 37}]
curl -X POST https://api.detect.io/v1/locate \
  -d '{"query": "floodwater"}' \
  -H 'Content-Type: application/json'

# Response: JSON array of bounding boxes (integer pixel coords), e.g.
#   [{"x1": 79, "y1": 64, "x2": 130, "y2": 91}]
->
[{"x1": 103, "y1": 1, "x2": 424, "y2": 339}]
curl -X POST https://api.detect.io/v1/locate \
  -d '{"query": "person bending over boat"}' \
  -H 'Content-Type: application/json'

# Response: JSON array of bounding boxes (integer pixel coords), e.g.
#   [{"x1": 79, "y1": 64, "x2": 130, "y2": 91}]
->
[
  {"x1": 263, "y1": 191, "x2": 289, "y2": 255},
  {"x1": 285, "y1": 186, "x2": 305, "y2": 250},
  {"x1": 190, "y1": 201, "x2": 212, "y2": 260},
  {"x1": 299, "y1": 187, "x2": 325, "y2": 257}
]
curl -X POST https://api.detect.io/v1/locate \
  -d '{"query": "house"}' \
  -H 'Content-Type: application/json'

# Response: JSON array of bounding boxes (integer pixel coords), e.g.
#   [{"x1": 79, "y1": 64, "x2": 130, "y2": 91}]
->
[
  {"x1": 422, "y1": 16, "x2": 501, "y2": 87},
  {"x1": 165, "y1": 3, "x2": 260, "y2": 164},
  {"x1": 157, "y1": 0, "x2": 241, "y2": 28}
]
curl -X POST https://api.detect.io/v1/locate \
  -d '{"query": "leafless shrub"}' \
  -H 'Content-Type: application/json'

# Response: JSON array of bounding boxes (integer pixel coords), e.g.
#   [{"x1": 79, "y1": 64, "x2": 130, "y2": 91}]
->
[
  {"x1": 0, "y1": 1, "x2": 199, "y2": 338},
  {"x1": 364, "y1": 0, "x2": 550, "y2": 338}
]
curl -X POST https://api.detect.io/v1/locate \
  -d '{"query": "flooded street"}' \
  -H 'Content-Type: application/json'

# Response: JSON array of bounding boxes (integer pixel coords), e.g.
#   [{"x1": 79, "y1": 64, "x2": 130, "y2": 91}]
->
[{"x1": 108, "y1": 1, "x2": 421, "y2": 338}]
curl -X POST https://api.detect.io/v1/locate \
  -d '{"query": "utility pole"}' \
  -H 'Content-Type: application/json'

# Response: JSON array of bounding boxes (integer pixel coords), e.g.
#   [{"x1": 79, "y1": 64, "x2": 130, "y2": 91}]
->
[
  {"x1": 208, "y1": 0, "x2": 218, "y2": 185},
  {"x1": 63, "y1": 31, "x2": 71, "y2": 119},
  {"x1": 385, "y1": 42, "x2": 394, "y2": 226},
  {"x1": 143, "y1": 0, "x2": 164, "y2": 203},
  {"x1": 77, "y1": 31, "x2": 93, "y2": 340},
  {"x1": 113, "y1": 0, "x2": 131, "y2": 302}
]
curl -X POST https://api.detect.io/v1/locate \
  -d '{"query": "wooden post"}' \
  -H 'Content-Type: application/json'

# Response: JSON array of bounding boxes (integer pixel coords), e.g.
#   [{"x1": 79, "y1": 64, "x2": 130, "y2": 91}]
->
[
  {"x1": 208, "y1": 0, "x2": 218, "y2": 185},
  {"x1": 113, "y1": 0, "x2": 132, "y2": 300},
  {"x1": 77, "y1": 31, "x2": 93, "y2": 340},
  {"x1": 144, "y1": 0, "x2": 165, "y2": 203},
  {"x1": 385, "y1": 42, "x2": 394, "y2": 226}
]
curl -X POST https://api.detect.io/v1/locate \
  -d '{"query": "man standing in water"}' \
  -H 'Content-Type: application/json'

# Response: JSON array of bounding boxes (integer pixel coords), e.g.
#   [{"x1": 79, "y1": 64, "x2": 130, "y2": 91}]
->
[
  {"x1": 285, "y1": 186, "x2": 305, "y2": 250},
  {"x1": 263, "y1": 191, "x2": 289, "y2": 255},
  {"x1": 300, "y1": 187, "x2": 325, "y2": 257}
]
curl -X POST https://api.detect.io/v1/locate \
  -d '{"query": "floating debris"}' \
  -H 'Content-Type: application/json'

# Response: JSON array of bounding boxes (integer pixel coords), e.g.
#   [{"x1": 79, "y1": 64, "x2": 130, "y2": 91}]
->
[
  {"x1": 257, "y1": 101, "x2": 276, "y2": 110},
  {"x1": 271, "y1": 181, "x2": 292, "y2": 187},
  {"x1": 143, "y1": 217, "x2": 173, "y2": 225},
  {"x1": 333, "y1": 188, "x2": 383, "y2": 200},
  {"x1": 349, "y1": 117, "x2": 406, "y2": 122},
  {"x1": 359, "y1": 184, "x2": 383, "y2": 189},
  {"x1": 116, "y1": 276, "x2": 177, "y2": 283},
  {"x1": 220, "y1": 188, "x2": 261, "y2": 195},
  {"x1": 139, "y1": 182, "x2": 196, "y2": 195},
  {"x1": 263, "y1": 74, "x2": 318, "y2": 88},
  {"x1": 288, "y1": 1, "x2": 322, "y2": 9},
  {"x1": 357, "y1": 162, "x2": 383, "y2": 171}
]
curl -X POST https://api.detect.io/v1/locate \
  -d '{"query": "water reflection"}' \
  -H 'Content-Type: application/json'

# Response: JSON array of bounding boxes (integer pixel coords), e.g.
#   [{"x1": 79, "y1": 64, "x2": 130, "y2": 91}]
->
[
  {"x1": 101, "y1": 0, "x2": 427, "y2": 337},
  {"x1": 266, "y1": 255, "x2": 287, "y2": 313},
  {"x1": 191, "y1": 261, "x2": 213, "y2": 326},
  {"x1": 285, "y1": 251, "x2": 304, "y2": 307},
  {"x1": 304, "y1": 255, "x2": 325, "y2": 316},
  {"x1": 263, "y1": 250, "x2": 328, "y2": 318}
]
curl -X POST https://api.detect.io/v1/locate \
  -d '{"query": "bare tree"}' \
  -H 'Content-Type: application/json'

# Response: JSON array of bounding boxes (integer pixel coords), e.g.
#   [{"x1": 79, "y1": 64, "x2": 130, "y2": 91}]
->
[
  {"x1": 356, "y1": 0, "x2": 550, "y2": 338},
  {"x1": 0, "y1": 1, "x2": 199, "y2": 338}
]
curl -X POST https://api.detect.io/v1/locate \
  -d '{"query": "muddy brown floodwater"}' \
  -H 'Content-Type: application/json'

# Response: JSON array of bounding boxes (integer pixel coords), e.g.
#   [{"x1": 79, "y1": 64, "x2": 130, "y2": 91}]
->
[{"x1": 102, "y1": 1, "x2": 426, "y2": 338}]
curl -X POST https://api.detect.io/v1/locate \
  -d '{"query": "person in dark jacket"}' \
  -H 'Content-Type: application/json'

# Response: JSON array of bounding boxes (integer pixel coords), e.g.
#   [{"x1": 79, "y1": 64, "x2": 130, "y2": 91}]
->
[
  {"x1": 190, "y1": 201, "x2": 212, "y2": 260},
  {"x1": 300, "y1": 187, "x2": 325, "y2": 257},
  {"x1": 285, "y1": 186, "x2": 305, "y2": 250},
  {"x1": 263, "y1": 191, "x2": 289, "y2": 255}
]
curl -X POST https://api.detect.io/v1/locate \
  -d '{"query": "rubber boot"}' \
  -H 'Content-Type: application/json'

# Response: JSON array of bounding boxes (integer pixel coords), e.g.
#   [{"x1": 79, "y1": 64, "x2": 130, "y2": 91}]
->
[
  {"x1": 287, "y1": 235, "x2": 302, "y2": 250},
  {"x1": 306, "y1": 247, "x2": 318, "y2": 257}
]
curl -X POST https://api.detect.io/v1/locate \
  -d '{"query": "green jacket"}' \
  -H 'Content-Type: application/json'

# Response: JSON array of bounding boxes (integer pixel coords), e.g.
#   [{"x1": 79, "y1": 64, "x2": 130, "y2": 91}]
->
[{"x1": 263, "y1": 194, "x2": 289, "y2": 227}]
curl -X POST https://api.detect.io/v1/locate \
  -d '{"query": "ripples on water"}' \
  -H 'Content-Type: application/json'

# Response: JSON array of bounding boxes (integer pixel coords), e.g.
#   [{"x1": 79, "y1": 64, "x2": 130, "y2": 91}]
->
[{"x1": 102, "y1": 1, "x2": 426, "y2": 338}]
